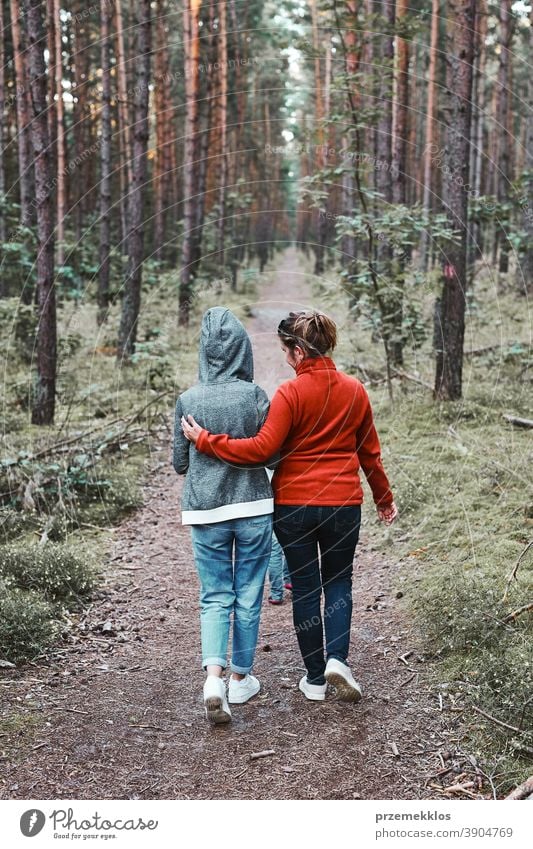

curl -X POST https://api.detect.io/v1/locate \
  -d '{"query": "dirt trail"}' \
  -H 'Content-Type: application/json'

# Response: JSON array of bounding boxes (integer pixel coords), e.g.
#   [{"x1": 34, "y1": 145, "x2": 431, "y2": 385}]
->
[{"x1": 1, "y1": 249, "x2": 462, "y2": 800}]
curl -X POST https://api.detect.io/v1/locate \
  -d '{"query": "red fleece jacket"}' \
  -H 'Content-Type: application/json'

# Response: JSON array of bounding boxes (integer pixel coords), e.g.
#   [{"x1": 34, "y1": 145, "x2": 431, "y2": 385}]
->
[{"x1": 196, "y1": 356, "x2": 394, "y2": 507}]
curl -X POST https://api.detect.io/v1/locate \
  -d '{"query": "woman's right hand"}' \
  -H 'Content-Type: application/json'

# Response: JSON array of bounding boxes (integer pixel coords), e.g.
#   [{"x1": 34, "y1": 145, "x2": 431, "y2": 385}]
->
[
  {"x1": 377, "y1": 501, "x2": 398, "y2": 525},
  {"x1": 181, "y1": 414, "x2": 203, "y2": 445}
]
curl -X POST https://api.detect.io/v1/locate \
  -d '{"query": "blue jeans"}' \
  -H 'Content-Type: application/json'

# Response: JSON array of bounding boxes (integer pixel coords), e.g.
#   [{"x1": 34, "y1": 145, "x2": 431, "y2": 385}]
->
[
  {"x1": 190, "y1": 514, "x2": 273, "y2": 674},
  {"x1": 273, "y1": 505, "x2": 361, "y2": 685},
  {"x1": 268, "y1": 532, "x2": 291, "y2": 601}
]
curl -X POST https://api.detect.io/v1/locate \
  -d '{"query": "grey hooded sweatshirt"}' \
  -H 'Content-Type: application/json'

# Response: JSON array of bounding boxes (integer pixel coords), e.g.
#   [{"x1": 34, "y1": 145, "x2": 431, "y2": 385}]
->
[{"x1": 173, "y1": 307, "x2": 274, "y2": 524}]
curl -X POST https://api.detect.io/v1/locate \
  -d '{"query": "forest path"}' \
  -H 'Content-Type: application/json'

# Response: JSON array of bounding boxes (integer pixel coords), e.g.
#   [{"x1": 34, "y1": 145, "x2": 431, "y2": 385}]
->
[{"x1": 1, "y1": 249, "x2": 458, "y2": 800}]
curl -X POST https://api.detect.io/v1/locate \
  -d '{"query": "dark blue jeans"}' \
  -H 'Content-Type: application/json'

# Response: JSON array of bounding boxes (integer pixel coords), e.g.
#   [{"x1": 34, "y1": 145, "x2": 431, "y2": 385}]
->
[{"x1": 274, "y1": 505, "x2": 361, "y2": 685}]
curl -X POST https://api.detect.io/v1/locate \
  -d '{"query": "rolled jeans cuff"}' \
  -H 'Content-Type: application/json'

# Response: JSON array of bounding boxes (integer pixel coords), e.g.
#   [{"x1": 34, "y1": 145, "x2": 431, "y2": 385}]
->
[
  {"x1": 202, "y1": 655, "x2": 227, "y2": 670},
  {"x1": 230, "y1": 661, "x2": 253, "y2": 675}
]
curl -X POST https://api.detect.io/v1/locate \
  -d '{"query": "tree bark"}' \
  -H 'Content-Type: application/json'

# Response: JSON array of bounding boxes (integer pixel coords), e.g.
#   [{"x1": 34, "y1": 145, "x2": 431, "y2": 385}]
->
[
  {"x1": 24, "y1": 0, "x2": 56, "y2": 425},
  {"x1": 216, "y1": 0, "x2": 229, "y2": 267},
  {"x1": 520, "y1": 3, "x2": 533, "y2": 295},
  {"x1": 470, "y1": 0, "x2": 487, "y2": 263},
  {"x1": 10, "y1": 0, "x2": 35, "y2": 235},
  {"x1": 114, "y1": 0, "x2": 133, "y2": 248},
  {"x1": 434, "y1": 0, "x2": 476, "y2": 401},
  {"x1": 389, "y1": 0, "x2": 409, "y2": 366},
  {"x1": 191, "y1": 0, "x2": 216, "y2": 278},
  {"x1": 72, "y1": 0, "x2": 93, "y2": 241},
  {"x1": 420, "y1": 0, "x2": 439, "y2": 271},
  {"x1": 117, "y1": 0, "x2": 152, "y2": 360},
  {"x1": 340, "y1": 1, "x2": 360, "y2": 268},
  {"x1": 179, "y1": 0, "x2": 202, "y2": 326},
  {"x1": 0, "y1": 0, "x2": 6, "y2": 249},
  {"x1": 153, "y1": 0, "x2": 176, "y2": 262},
  {"x1": 310, "y1": 0, "x2": 326, "y2": 275},
  {"x1": 53, "y1": 0, "x2": 66, "y2": 268},
  {"x1": 98, "y1": 0, "x2": 112, "y2": 324},
  {"x1": 493, "y1": 1, "x2": 515, "y2": 274},
  {"x1": 392, "y1": 0, "x2": 409, "y2": 207},
  {"x1": 46, "y1": 0, "x2": 57, "y2": 189}
]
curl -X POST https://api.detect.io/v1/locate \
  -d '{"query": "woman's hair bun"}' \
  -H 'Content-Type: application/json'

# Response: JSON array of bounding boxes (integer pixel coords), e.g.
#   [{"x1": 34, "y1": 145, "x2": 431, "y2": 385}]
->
[{"x1": 277, "y1": 310, "x2": 337, "y2": 357}]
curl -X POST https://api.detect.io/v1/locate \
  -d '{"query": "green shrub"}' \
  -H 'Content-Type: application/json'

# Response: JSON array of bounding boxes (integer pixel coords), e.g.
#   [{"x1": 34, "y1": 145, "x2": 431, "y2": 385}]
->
[
  {"x1": 0, "y1": 542, "x2": 98, "y2": 604},
  {"x1": 0, "y1": 297, "x2": 37, "y2": 362},
  {"x1": 414, "y1": 567, "x2": 533, "y2": 753},
  {"x1": 0, "y1": 579, "x2": 58, "y2": 663},
  {"x1": 0, "y1": 508, "x2": 25, "y2": 542}
]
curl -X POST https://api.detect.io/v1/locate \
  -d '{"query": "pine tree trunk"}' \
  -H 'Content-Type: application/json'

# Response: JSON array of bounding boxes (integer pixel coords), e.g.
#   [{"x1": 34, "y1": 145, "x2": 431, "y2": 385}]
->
[
  {"x1": 434, "y1": 0, "x2": 476, "y2": 401},
  {"x1": 72, "y1": 1, "x2": 91, "y2": 242},
  {"x1": 179, "y1": 0, "x2": 202, "y2": 326},
  {"x1": 24, "y1": 0, "x2": 56, "y2": 425},
  {"x1": 420, "y1": 0, "x2": 439, "y2": 271},
  {"x1": 341, "y1": 1, "x2": 360, "y2": 268},
  {"x1": 53, "y1": 0, "x2": 66, "y2": 268},
  {"x1": 390, "y1": 0, "x2": 409, "y2": 366},
  {"x1": 310, "y1": 0, "x2": 325, "y2": 275},
  {"x1": 114, "y1": 0, "x2": 133, "y2": 248},
  {"x1": 10, "y1": 0, "x2": 35, "y2": 236},
  {"x1": 374, "y1": 1, "x2": 394, "y2": 205},
  {"x1": 374, "y1": 0, "x2": 395, "y2": 370},
  {"x1": 470, "y1": 0, "x2": 487, "y2": 263},
  {"x1": 216, "y1": 0, "x2": 228, "y2": 267},
  {"x1": 494, "y1": 1, "x2": 514, "y2": 274},
  {"x1": 117, "y1": 0, "x2": 152, "y2": 360},
  {"x1": 191, "y1": 1, "x2": 216, "y2": 278},
  {"x1": 98, "y1": 0, "x2": 112, "y2": 324},
  {"x1": 154, "y1": 0, "x2": 175, "y2": 262},
  {"x1": 0, "y1": 0, "x2": 6, "y2": 250},
  {"x1": 46, "y1": 0, "x2": 57, "y2": 188},
  {"x1": 521, "y1": 3, "x2": 533, "y2": 295}
]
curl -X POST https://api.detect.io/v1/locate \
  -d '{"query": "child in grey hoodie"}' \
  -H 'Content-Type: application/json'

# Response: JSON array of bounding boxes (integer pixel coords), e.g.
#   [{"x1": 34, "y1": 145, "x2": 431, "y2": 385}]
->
[{"x1": 173, "y1": 307, "x2": 274, "y2": 723}]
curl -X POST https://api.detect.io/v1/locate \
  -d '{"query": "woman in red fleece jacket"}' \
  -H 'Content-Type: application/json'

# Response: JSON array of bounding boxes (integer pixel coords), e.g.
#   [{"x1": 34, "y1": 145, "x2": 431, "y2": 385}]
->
[{"x1": 182, "y1": 310, "x2": 397, "y2": 703}]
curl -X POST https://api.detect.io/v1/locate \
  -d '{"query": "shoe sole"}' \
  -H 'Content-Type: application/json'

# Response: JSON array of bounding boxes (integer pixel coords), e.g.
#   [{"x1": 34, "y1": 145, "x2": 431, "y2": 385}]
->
[
  {"x1": 204, "y1": 695, "x2": 231, "y2": 724},
  {"x1": 298, "y1": 680, "x2": 326, "y2": 701},
  {"x1": 325, "y1": 671, "x2": 362, "y2": 703}
]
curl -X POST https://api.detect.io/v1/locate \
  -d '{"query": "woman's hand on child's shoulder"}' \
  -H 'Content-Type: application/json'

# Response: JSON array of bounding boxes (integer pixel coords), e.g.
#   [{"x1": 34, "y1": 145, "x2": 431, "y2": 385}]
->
[{"x1": 181, "y1": 414, "x2": 202, "y2": 445}]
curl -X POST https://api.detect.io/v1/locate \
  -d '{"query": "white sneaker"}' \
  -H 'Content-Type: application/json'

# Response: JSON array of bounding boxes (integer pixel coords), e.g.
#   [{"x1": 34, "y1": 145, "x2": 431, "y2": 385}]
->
[
  {"x1": 298, "y1": 675, "x2": 327, "y2": 701},
  {"x1": 228, "y1": 674, "x2": 260, "y2": 704},
  {"x1": 325, "y1": 658, "x2": 362, "y2": 702},
  {"x1": 203, "y1": 675, "x2": 231, "y2": 723}
]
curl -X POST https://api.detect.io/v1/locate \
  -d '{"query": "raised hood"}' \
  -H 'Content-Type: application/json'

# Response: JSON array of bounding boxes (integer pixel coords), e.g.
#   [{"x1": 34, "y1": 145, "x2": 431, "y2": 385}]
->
[{"x1": 198, "y1": 307, "x2": 254, "y2": 383}]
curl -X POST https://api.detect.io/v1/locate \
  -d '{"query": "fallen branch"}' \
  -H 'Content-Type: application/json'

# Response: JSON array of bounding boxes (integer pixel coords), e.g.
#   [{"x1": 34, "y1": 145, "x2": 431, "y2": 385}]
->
[
  {"x1": 502, "y1": 414, "x2": 533, "y2": 429},
  {"x1": 505, "y1": 776, "x2": 533, "y2": 800},
  {"x1": 9, "y1": 391, "x2": 172, "y2": 466},
  {"x1": 503, "y1": 601, "x2": 533, "y2": 623},
  {"x1": 471, "y1": 704, "x2": 524, "y2": 735},
  {"x1": 464, "y1": 344, "x2": 500, "y2": 357},
  {"x1": 388, "y1": 742, "x2": 400, "y2": 758},
  {"x1": 503, "y1": 540, "x2": 533, "y2": 601},
  {"x1": 390, "y1": 368, "x2": 434, "y2": 391},
  {"x1": 249, "y1": 749, "x2": 275, "y2": 761},
  {"x1": 442, "y1": 781, "x2": 476, "y2": 796}
]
